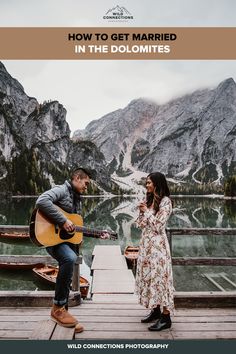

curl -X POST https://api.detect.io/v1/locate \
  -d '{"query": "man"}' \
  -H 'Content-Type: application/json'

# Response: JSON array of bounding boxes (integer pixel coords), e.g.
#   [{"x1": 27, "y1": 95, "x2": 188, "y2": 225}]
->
[{"x1": 35, "y1": 167, "x2": 93, "y2": 332}]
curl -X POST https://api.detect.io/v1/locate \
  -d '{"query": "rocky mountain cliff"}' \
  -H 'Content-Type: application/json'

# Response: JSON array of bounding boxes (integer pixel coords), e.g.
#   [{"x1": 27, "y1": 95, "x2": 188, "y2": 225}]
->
[
  {"x1": 74, "y1": 78, "x2": 236, "y2": 189},
  {"x1": 1, "y1": 61, "x2": 235, "y2": 196},
  {"x1": 0, "y1": 62, "x2": 115, "y2": 195}
]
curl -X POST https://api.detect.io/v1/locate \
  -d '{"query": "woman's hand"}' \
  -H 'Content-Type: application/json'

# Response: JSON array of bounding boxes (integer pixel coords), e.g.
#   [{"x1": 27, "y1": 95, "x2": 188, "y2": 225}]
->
[{"x1": 138, "y1": 201, "x2": 148, "y2": 213}]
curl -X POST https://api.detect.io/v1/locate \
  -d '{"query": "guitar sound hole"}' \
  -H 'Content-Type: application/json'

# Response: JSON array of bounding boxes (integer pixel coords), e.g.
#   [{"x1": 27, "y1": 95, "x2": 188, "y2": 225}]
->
[{"x1": 60, "y1": 230, "x2": 75, "y2": 240}]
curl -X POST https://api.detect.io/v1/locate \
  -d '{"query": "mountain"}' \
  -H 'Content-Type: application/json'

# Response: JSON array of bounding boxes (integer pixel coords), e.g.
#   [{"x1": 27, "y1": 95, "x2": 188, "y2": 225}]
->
[
  {"x1": 0, "y1": 62, "x2": 116, "y2": 195},
  {"x1": 1, "y1": 61, "x2": 235, "y2": 196},
  {"x1": 74, "y1": 78, "x2": 236, "y2": 190}
]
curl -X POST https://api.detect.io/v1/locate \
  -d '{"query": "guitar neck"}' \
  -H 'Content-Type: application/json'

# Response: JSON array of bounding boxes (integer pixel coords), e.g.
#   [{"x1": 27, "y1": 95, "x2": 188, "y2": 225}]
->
[{"x1": 75, "y1": 226, "x2": 102, "y2": 238}]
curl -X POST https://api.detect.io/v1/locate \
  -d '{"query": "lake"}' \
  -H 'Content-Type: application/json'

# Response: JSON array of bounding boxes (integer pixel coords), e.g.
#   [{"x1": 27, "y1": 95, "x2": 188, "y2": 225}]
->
[{"x1": 0, "y1": 195, "x2": 236, "y2": 292}]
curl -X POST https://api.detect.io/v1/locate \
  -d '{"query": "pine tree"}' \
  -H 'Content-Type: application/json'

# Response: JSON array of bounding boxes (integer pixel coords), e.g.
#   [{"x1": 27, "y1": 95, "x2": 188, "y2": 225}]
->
[{"x1": 224, "y1": 176, "x2": 236, "y2": 197}]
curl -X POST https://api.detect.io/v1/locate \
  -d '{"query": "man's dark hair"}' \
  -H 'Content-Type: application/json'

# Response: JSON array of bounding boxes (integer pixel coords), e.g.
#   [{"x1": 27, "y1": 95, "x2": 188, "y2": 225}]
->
[{"x1": 71, "y1": 168, "x2": 92, "y2": 180}]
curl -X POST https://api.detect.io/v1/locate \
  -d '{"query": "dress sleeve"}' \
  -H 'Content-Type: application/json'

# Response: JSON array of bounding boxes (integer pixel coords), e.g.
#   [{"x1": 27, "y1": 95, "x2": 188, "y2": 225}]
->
[
  {"x1": 136, "y1": 197, "x2": 172, "y2": 232},
  {"x1": 136, "y1": 211, "x2": 148, "y2": 229}
]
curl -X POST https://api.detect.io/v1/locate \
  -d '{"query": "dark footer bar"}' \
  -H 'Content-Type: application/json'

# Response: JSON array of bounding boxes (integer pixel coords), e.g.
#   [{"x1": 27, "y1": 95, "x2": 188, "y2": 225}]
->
[{"x1": 0, "y1": 340, "x2": 235, "y2": 354}]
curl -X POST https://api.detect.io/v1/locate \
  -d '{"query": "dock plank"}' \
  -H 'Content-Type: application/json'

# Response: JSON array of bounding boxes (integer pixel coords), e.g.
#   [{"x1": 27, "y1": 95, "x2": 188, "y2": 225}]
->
[
  {"x1": 1, "y1": 306, "x2": 235, "y2": 316},
  {"x1": 91, "y1": 245, "x2": 127, "y2": 274},
  {"x1": 72, "y1": 308, "x2": 144, "y2": 316},
  {"x1": 51, "y1": 325, "x2": 75, "y2": 340},
  {"x1": 0, "y1": 290, "x2": 81, "y2": 307},
  {"x1": 0, "y1": 330, "x2": 31, "y2": 339},
  {"x1": 65, "y1": 315, "x2": 236, "y2": 323},
  {"x1": 171, "y1": 322, "x2": 236, "y2": 331},
  {"x1": 92, "y1": 245, "x2": 121, "y2": 257},
  {"x1": 91, "y1": 256, "x2": 127, "y2": 271},
  {"x1": 75, "y1": 331, "x2": 173, "y2": 340},
  {"x1": 0, "y1": 315, "x2": 50, "y2": 322},
  {"x1": 92, "y1": 269, "x2": 135, "y2": 294},
  {"x1": 74, "y1": 321, "x2": 236, "y2": 332},
  {"x1": 0, "y1": 321, "x2": 38, "y2": 330},
  {"x1": 92, "y1": 294, "x2": 138, "y2": 303},
  {"x1": 73, "y1": 303, "x2": 143, "y2": 310},
  {"x1": 172, "y1": 331, "x2": 236, "y2": 339},
  {"x1": 70, "y1": 316, "x2": 147, "y2": 323},
  {"x1": 29, "y1": 319, "x2": 56, "y2": 340}
]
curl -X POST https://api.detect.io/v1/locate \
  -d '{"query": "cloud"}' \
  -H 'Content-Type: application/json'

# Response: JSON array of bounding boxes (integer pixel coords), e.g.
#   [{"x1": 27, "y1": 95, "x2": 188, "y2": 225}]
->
[{"x1": 3, "y1": 60, "x2": 236, "y2": 134}]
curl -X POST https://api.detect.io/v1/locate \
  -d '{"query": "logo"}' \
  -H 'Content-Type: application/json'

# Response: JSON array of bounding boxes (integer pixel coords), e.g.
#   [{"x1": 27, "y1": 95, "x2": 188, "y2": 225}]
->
[{"x1": 103, "y1": 5, "x2": 134, "y2": 22}]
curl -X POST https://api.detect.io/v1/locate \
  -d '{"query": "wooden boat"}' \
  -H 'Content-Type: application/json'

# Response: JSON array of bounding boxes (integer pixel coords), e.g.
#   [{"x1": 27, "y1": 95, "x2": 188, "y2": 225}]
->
[
  {"x1": 124, "y1": 246, "x2": 139, "y2": 269},
  {"x1": 0, "y1": 255, "x2": 45, "y2": 270},
  {"x1": 32, "y1": 265, "x2": 90, "y2": 299}
]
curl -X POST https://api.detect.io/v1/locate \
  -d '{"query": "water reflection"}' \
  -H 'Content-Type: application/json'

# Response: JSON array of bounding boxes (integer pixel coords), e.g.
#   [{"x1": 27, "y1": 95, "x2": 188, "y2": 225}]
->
[
  {"x1": 0, "y1": 196, "x2": 235, "y2": 291},
  {"x1": 1, "y1": 195, "x2": 236, "y2": 229}
]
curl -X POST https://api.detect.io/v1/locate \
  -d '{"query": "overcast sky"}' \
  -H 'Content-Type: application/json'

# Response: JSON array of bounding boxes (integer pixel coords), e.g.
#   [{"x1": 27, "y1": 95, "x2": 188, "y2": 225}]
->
[{"x1": 1, "y1": 0, "x2": 236, "y2": 134}]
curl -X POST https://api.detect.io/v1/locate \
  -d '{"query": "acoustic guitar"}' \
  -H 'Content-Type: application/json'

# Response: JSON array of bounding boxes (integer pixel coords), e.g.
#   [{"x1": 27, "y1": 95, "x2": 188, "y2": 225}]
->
[{"x1": 29, "y1": 206, "x2": 118, "y2": 247}]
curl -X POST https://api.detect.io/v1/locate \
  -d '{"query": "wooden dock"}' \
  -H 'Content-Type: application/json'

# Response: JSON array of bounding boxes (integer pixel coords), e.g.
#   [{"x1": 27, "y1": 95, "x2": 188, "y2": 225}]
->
[
  {"x1": 0, "y1": 245, "x2": 235, "y2": 340},
  {"x1": 0, "y1": 299, "x2": 235, "y2": 340},
  {"x1": 91, "y1": 245, "x2": 135, "y2": 294}
]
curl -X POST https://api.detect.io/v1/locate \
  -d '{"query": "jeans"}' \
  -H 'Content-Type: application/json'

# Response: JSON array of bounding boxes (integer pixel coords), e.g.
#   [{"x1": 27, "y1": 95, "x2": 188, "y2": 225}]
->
[{"x1": 46, "y1": 243, "x2": 78, "y2": 306}]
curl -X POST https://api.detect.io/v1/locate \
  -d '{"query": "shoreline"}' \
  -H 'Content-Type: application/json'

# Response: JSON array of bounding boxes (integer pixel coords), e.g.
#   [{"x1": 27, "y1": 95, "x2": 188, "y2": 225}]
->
[{"x1": 10, "y1": 194, "x2": 236, "y2": 200}]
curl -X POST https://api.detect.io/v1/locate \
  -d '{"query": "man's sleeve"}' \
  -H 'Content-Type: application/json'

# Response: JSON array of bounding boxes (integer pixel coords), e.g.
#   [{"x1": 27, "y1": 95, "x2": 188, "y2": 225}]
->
[{"x1": 35, "y1": 186, "x2": 67, "y2": 226}]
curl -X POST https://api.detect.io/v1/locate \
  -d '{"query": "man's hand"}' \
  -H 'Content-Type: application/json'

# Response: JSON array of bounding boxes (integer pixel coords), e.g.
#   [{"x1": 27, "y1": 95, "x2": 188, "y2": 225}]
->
[
  {"x1": 62, "y1": 219, "x2": 75, "y2": 233},
  {"x1": 100, "y1": 231, "x2": 111, "y2": 239}
]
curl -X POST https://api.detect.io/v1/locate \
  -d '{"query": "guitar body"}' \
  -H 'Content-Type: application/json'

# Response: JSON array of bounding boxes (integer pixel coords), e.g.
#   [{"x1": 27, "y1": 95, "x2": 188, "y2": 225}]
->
[{"x1": 30, "y1": 207, "x2": 83, "y2": 247}]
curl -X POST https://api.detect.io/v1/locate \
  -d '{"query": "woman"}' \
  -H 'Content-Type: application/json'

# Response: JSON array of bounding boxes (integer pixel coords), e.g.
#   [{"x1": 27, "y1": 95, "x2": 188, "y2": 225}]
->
[{"x1": 135, "y1": 172, "x2": 174, "y2": 331}]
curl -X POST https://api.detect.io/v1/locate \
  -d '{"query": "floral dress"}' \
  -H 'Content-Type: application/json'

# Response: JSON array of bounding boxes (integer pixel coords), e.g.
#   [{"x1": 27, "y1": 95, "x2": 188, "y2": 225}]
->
[{"x1": 135, "y1": 196, "x2": 175, "y2": 314}]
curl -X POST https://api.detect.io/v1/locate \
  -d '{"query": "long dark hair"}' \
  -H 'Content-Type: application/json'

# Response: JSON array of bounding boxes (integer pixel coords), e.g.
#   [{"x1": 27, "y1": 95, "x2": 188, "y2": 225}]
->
[{"x1": 146, "y1": 172, "x2": 170, "y2": 214}]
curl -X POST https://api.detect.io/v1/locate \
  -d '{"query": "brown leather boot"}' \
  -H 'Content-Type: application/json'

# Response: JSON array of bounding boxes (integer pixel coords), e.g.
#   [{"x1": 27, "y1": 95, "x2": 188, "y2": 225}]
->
[
  {"x1": 74, "y1": 322, "x2": 84, "y2": 333},
  {"x1": 51, "y1": 304, "x2": 78, "y2": 327}
]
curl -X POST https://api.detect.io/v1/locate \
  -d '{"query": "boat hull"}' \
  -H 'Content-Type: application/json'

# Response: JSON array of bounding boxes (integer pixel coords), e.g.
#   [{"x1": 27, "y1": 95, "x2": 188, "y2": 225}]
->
[
  {"x1": 124, "y1": 246, "x2": 139, "y2": 270},
  {"x1": 33, "y1": 265, "x2": 90, "y2": 299}
]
